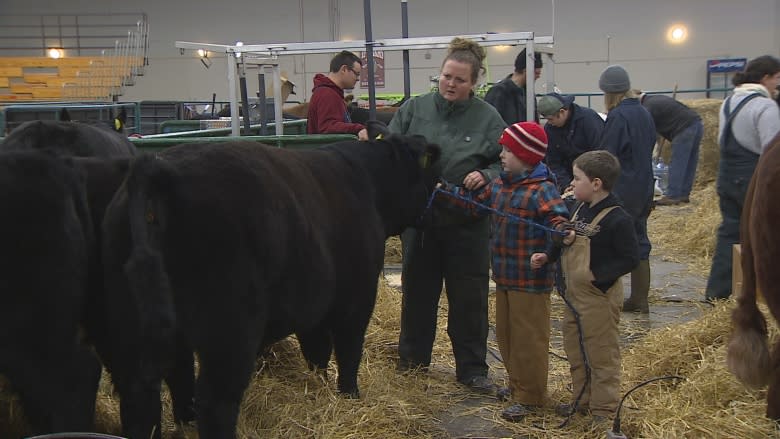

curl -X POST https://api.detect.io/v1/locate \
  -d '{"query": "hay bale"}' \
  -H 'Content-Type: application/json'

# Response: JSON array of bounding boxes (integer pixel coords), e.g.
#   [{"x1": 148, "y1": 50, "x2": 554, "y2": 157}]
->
[
  {"x1": 680, "y1": 98, "x2": 722, "y2": 187},
  {"x1": 618, "y1": 300, "x2": 779, "y2": 438}
]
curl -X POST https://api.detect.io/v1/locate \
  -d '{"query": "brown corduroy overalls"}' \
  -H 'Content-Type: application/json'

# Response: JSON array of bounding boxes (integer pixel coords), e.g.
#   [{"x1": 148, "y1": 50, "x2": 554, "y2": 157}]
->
[{"x1": 560, "y1": 205, "x2": 623, "y2": 418}]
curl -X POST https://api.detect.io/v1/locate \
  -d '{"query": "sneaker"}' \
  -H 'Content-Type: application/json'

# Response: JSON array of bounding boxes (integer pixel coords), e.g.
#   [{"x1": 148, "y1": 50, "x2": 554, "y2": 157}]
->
[
  {"x1": 496, "y1": 386, "x2": 511, "y2": 402},
  {"x1": 556, "y1": 402, "x2": 590, "y2": 417},
  {"x1": 460, "y1": 375, "x2": 497, "y2": 395},
  {"x1": 501, "y1": 403, "x2": 535, "y2": 422}
]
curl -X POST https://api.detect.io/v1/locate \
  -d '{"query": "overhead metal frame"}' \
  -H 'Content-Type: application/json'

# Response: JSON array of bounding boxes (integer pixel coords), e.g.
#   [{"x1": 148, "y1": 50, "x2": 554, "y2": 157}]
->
[{"x1": 176, "y1": 32, "x2": 554, "y2": 136}]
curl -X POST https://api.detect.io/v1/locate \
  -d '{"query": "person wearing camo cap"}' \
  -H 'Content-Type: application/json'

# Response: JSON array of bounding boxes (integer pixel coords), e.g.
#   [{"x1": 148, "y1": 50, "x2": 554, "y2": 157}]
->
[{"x1": 537, "y1": 92, "x2": 604, "y2": 195}]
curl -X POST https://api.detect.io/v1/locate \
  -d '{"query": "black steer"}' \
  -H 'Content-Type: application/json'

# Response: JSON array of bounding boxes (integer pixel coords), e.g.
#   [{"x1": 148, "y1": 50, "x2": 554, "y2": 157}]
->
[
  {"x1": 101, "y1": 128, "x2": 439, "y2": 438},
  {"x1": 0, "y1": 152, "x2": 102, "y2": 435},
  {"x1": 0, "y1": 114, "x2": 196, "y2": 436}
]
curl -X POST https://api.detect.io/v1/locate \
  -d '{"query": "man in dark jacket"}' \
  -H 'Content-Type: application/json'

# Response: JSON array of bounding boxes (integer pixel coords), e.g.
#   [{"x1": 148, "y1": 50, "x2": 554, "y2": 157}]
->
[
  {"x1": 639, "y1": 92, "x2": 704, "y2": 206},
  {"x1": 484, "y1": 49, "x2": 542, "y2": 125},
  {"x1": 307, "y1": 50, "x2": 368, "y2": 140},
  {"x1": 537, "y1": 93, "x2": 605, "y2": 193}
]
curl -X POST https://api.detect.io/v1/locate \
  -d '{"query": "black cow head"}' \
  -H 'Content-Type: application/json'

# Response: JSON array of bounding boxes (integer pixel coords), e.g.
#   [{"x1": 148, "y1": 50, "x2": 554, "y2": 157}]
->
[{"x1": 370, "y1": 129, "x2": 441, "y2": 236}]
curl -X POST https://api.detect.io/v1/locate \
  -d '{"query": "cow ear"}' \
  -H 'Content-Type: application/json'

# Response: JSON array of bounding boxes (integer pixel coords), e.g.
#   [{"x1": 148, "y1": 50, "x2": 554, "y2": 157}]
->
[
  {"x1": 61, "y1": 108, "x2": 72, "y2": 122},
  {"x1": 366, "y1": 120, "x2": 389, "y2": 140}
]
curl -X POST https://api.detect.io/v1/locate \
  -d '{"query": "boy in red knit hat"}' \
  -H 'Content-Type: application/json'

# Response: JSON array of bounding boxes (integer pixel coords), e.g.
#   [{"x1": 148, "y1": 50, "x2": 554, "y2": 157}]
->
[{"x1": 436, "y1": 121, "x2": 573, "y2": 421}]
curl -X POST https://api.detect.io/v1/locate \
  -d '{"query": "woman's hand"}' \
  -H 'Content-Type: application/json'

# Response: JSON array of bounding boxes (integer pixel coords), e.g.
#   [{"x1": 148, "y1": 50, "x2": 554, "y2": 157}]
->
[{"x1": 462, "y1": 171, "x2": 486, "y2": 190}]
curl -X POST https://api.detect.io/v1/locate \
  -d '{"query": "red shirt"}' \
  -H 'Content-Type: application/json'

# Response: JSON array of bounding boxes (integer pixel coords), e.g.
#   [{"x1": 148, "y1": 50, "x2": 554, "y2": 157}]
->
[{"x1": 306, "y1": 74, "x2": 364, "y2": 135}]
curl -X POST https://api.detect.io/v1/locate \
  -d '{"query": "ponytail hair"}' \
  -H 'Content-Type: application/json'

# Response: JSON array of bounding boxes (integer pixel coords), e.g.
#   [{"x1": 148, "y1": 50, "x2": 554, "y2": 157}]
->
[
  {"x1": 441, "y1": 37, "x2": 486, "y2": 84},
  {"x1": 733, "y1": 55, "x2": 780, "y2": 86}
]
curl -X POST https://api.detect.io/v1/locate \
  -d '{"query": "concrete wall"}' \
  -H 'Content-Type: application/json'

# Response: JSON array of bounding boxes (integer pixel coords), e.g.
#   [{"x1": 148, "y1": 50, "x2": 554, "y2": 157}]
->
[{"x1": 3, "y1": 0, "x2": 779, "y2": 111}]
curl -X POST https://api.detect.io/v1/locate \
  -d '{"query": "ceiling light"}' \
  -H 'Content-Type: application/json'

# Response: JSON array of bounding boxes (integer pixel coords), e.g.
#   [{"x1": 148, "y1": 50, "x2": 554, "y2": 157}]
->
[
  {"x1": 666, "y1": 24, "x2": 688, "y2": 44},
  {"x1": 48, "y1": 48, "x2": 63, "y2": 59}
]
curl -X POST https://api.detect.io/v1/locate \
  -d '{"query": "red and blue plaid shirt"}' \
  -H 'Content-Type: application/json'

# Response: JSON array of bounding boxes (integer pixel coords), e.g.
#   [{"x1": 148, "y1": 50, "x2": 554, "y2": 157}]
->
[{"x1": 439, "y1": 163, "x2": 569, "y2": 292}]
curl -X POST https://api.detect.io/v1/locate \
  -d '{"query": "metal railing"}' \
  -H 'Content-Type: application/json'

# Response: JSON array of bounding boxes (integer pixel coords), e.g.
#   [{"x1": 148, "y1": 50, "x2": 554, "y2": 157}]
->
[
  {"x1": 563, "y1": 87, "x2": 733, "y2": 109},
  {"x1": 0, "y1": 102, "x2": 139, "y2": 136}
]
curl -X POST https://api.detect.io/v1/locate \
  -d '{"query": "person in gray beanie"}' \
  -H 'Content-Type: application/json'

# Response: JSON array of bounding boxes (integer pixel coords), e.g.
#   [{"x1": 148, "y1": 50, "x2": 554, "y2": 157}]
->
[
  {"x1": 597, "y1": 65, "x2": 656, "y2": 313},
  {"x1": 599, "y1": 65, "x2": 632, "y2": 94}
]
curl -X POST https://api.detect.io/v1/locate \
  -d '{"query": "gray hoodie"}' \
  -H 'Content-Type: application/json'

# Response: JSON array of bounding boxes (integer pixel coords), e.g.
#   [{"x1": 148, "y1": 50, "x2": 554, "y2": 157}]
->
[{"x1": 719, "y1": 84, "x2": 780, "y2": 154}]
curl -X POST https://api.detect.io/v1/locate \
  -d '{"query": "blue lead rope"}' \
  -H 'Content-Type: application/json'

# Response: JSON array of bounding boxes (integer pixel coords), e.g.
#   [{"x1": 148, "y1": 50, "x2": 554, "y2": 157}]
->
[{"x1": 423, "y1": 186, "x2": 568, "y2": 236}]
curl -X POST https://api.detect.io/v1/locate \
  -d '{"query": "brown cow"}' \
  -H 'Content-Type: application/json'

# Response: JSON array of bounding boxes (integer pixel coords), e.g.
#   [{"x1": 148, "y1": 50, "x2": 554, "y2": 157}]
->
[{"x1": 728, "y1": 132, "x2": 780, "y2": 419}]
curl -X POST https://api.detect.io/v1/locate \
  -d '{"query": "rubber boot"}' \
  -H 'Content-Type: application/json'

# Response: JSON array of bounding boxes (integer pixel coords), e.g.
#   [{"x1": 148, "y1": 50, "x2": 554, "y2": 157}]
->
[{"x1": 623, "y1": 259, "x2": 650, "y2": 313}]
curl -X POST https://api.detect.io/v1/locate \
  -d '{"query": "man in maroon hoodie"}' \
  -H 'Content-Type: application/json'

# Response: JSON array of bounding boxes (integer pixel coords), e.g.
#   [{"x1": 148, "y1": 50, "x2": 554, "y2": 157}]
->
[{"x1": 307, "y1": 50, "x2": 368, "y2": 140}]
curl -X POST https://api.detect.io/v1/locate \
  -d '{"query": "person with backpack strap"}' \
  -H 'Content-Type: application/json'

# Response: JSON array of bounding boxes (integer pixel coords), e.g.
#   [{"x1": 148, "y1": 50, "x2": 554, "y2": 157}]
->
[{"x1": 705, "y1": 55, "x2": 780, "y2": 301}]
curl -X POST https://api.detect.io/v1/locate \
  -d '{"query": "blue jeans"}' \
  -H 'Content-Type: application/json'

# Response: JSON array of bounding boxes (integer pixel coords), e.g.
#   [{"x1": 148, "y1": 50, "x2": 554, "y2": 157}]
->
[
  {"x1": 705, "y1": 167, "x2": 753, "y2": 300},
  {"x1": 666, "y1": 121, "x2": 704, "y2": 199}
]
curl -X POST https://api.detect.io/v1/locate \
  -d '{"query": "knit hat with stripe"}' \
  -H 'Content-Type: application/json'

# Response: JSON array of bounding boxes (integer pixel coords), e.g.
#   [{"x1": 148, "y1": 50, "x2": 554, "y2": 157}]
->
[{"x1": 498, "y1": 121, "x2": 548, "y2": 166}]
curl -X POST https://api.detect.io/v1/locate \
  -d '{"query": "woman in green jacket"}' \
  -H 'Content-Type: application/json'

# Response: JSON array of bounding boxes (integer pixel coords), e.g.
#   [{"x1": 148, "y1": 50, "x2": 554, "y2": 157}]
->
[{"x1": 389, "y1": 37, "x2": 506, "y2": 394}]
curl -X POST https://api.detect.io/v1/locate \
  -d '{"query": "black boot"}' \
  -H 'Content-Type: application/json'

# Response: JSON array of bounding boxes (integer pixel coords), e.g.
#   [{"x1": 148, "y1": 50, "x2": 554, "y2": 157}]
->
[{"x1": 623, "y1": 259, "x2": 650, "y2": 313}]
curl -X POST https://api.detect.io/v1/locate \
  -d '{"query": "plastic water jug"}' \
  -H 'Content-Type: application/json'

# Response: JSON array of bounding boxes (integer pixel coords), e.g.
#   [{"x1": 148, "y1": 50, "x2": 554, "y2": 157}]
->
[{"x1": 653, "y1": 158, "x2": 669, "y2": 194}]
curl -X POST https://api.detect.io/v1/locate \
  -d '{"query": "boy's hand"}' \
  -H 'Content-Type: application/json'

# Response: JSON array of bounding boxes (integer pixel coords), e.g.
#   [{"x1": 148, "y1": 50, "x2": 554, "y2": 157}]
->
[
  {"x1": 562, "y1": 230, "x2": 576, "y2": 246},
  {"x1": 561, "y1": 184, "x2": 574, "y2": 199},
  {"x1": 530, "y1": 253, "x2": 548, "y2": 269}
]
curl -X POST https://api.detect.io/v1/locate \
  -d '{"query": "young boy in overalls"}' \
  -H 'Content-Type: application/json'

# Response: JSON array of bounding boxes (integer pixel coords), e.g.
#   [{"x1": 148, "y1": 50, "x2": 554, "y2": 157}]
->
[
  {"x1": 436, "y1": 121, "x2": 571, "y2": 422},
  {"x1": 532, "y1": 150, "x2": 638, "y2": 424}
]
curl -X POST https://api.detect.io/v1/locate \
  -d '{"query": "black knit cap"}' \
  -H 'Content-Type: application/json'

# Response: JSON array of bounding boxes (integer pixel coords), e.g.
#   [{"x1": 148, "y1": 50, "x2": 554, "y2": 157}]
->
[{"x1": 514, "y1": 49, "x2": 543, "y2": 73}]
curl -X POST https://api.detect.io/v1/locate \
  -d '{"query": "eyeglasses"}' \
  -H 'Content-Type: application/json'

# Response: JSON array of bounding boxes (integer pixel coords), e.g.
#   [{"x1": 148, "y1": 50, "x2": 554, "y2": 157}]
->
[{"x1": 349, "y1": 67, "x2": 362, "y2": 77}]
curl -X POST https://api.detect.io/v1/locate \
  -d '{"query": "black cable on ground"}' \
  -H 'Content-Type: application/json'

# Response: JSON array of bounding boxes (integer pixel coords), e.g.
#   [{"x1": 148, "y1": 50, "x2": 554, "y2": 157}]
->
[{"x1": 611, "y1": 375, "x2": 685, "y2": 435}]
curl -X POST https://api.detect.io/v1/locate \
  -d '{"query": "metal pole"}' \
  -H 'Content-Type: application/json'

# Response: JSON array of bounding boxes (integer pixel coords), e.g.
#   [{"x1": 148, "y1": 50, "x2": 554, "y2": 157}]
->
[
  {"x1": 257, "y1": 73, "x2": 267, "y2": 136},
  {"x1": 363, "y1": 0, "x2": 376, "y2": 120},
  {"x1": 401, "y1": 0, "x2": 411, "y2": 101},
  {"x1": 545, "y1": 53, "x2": 555, "y2": 93},
  {"x1": 239, "y1": 61, "x2": 251, "y2": 136},
  {"x1": 526, "y1": 39, "x2": 535, "y2": 122},
  {"x1": 228, "y1": 55, "x2": 240, "y2": 136},
  {"x1": 271, "y1": 64, "x2": 283, "y2": 136}
]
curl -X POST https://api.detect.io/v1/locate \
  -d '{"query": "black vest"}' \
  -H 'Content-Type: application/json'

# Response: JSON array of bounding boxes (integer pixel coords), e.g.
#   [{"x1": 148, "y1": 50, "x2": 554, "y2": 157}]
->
[{"x1": 719, "y1": 93, "x2": 761, "y2": 174}]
